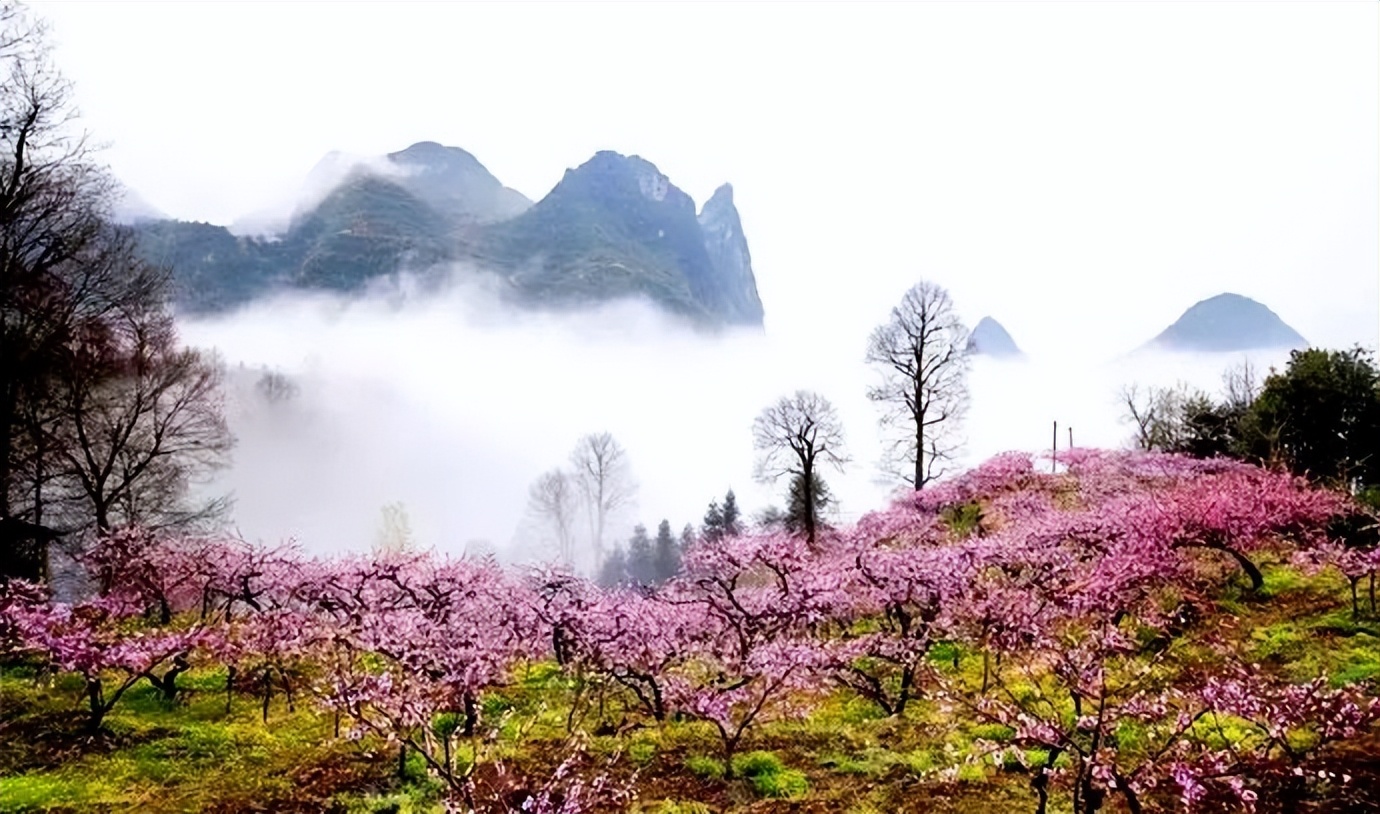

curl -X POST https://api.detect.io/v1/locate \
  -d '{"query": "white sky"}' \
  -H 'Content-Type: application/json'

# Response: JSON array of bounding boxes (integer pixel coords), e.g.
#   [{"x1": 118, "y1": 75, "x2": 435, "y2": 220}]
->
[
  {"x1": 24, "y1": 1, "x2": 1380, "y2": 557},
  {"x1": 33, "y1": 0, "x2": 1380, "y2": 353}
]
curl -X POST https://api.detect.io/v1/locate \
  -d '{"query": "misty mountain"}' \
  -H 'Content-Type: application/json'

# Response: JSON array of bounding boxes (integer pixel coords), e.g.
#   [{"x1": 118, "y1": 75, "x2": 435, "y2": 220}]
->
[
  {"x1": 1146, "y1": 293, "x2": 1307, "y2": 352},
  {"x1": 966, "y1": 316, "x2": 1023, "y2": 358},
  {"x1": 133, "y1": 144, "x2": 764, "y2": 327},
  {"x1": 472, "y1": 152, "x2": 764, "y2": 324},
  {"x1": 111, "y1": 185, "x2": 167, "y2": 224},
  {"x1": 383, "y1": 141, "x2": 532, "y2": 225}
]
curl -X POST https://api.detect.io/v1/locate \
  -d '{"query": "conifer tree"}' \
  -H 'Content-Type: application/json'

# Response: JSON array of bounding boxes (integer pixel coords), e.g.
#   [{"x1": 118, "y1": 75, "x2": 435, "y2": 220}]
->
[{"x1": 653, "y1": 519, "x2": 680, "y2": 582}]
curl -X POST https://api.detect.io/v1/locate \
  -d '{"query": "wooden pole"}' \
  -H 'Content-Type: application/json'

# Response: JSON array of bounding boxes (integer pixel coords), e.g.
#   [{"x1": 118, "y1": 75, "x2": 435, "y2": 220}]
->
[
  {"x1": 1052, "y1": 420, "x2": 1058, "y2": 473},
  {"x1": 1068, "y1": 426, "x2": 1073, "y2": 450}
]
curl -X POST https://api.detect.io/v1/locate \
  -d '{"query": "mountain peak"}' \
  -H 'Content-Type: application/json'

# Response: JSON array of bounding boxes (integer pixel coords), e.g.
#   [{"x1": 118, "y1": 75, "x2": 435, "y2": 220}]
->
[
  {"x1": 477, "y1": 151, "x2": 763, "y2": 326},
  {"x1": 384, "y1": 142, "x2": 531, "y2": 223},
  {"x1": 1148, "y1": 292, "x2": 1307, "y2": 352},
  {"x1": 559, "y1": 151, "x2": 680, "y2": 207},
  {"x1": 966, "y1": 316, "x2": 1023, "y2": 358},
  {"x1": 698, "y1": 182, "x2": 763, "y2": 327}
]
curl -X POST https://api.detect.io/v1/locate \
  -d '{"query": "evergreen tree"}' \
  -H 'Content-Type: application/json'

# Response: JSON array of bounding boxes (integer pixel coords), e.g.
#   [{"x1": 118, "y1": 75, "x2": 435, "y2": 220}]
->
[
  {"x1": 701, "y1": 499, "x2": 724, "y2": 543},
  {"x1": 1245, "y1": 347, "x2": 1380, "y2": 487},
  {"x1": 653, "y1": 519, "x2": 680, "y2": 582},
  {"x1": 757, "y1": 505, "x2": 787, "y2": 531},
  {"x1": 626, "y1": 524, "x2": 655, "y2": 586},
  {"x1": 785, "y1": 471, "x2": 833, "y2": 538},
  {"x1": 596, "y1": 543, "x2": 628, "y2": 588},
  {"x1": 680, "y1": 523, "x2": 696, "y2": 553},
  {"x1": 721, "y1": 490, "x2": 743, "y2": 538}
]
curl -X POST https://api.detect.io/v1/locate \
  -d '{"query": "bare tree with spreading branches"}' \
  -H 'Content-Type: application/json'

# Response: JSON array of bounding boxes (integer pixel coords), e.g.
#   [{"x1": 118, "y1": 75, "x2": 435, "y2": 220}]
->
[
  {"x1": 752, "y1": 390, "x2": 848, "y2": 545},
  {"x1": 1, "y1": 4, "x2": 232, "y2": 576},
  {"x1": 526, "y1": 469, "x2": 579, "y2": 567},
  {"x1": 569, "y1": 432, "x2": 636, "y2": 571},
  {"x1": 48, "y1": 305, "x2": 232, "y2": 533},
  {"x1": 864, "y1": 281, "x2": 970, "y2": 489}
]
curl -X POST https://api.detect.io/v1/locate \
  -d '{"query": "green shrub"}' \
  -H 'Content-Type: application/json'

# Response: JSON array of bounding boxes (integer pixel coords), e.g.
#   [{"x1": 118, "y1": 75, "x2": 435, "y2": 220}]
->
[
  {"x1": 628, "y1": 739, "x2": 657, "y2": 765},
  {"x1": 901, "y1": 749, "x2": 937, "y2": 776},
  {"x1": 727, "y1": 751, "x2": 808, "y2": 798},
  {"x1": 731, "y1": 750, "x2": 783, "y2": 778},
  {"x1": 684, "y1": 755, "x2": 724, "y2": 779}
]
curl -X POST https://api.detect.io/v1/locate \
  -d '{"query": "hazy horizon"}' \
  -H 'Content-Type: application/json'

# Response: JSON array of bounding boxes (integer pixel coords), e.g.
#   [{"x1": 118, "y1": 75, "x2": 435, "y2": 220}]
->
[
  {"x1": 179, "y1": 273, "x2": 1302, "y2": 563},
  {"x1": 22, "y1": 0, "x2": 1377, "y2": 562}
]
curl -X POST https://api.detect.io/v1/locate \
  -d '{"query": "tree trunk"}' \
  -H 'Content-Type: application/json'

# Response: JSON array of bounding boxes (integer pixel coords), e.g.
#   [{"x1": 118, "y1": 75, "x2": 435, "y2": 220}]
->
[
  {"x1": 1198, "y1": 541, "x2": 1264, "y2": 593},
  {"x1": 86, "y1": 678, "x2": 106, "y2": 733},
  {"x1": 462, "y1": 692, "x2": 478, "y2": 738},
  {"x1": 722, "y1": 735, "x2": 739, "y2": 780},
  {"x1": 895, "y1": 664, "x2": 915, "y2": 716},
  {"x1": 147, "y1": 653, "x2": 190, "y2": 701},
  {"x1": 1121, "y1": 785, "x2": 1143, "y2": 814},
  {"x1": 1033, "y1": 767, "x2": 1052, "y2": 814},
  {"x1": 94, "y1": 501, "x2": 111, "y2": 535}
]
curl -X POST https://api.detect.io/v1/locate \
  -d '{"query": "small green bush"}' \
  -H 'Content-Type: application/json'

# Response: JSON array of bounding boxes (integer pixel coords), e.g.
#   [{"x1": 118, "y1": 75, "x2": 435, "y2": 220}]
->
[
  {"x1": 628, "y1": 739, "x2": 657, "y2": 765},
  {"x1": 684, "y1": 755, "x2": 724, "y2": 779},
  {"x1": 731, "y1": 750, "x2": 784, "y2": 778}
]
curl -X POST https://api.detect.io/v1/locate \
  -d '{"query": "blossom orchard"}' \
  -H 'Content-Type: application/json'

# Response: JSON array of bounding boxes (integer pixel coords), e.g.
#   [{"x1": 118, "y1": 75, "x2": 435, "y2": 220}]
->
[{"x1": 1, "y1": 449, "x2": 1375, "y2": 811}]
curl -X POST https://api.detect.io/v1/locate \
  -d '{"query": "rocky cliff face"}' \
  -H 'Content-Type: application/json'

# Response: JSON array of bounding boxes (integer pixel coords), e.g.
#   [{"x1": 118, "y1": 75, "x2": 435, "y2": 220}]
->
[
  {"x1": 456, "y1": 149, "x2": 765, "y2": 326},
  {"x1": 698, "y1": 184, "x2": 765, "y2": 327}
]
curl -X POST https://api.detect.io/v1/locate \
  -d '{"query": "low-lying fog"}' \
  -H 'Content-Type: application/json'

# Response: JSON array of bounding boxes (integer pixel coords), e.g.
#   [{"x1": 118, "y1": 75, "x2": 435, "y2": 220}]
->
[{"x1": 180, "y1": 274, "x2": 1304, "y2": 566}]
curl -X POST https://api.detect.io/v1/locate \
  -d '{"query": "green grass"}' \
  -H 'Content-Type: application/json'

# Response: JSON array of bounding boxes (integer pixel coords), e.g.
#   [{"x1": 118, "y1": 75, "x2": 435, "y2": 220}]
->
[{"x1": 684, "y1": 755, "x2": 724, "y2": 780}]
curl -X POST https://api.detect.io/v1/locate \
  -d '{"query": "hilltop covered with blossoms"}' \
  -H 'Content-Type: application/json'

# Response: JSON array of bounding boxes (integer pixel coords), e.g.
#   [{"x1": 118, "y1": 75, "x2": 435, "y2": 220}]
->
[{"x1": 3, "y1": 449, "x2": 1379, "y2": 813}]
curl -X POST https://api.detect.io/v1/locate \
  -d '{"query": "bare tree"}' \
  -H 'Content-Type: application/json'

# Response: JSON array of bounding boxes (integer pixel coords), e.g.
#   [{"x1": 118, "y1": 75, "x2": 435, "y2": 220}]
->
[
  {"x1": 864, "y1": 281, "x2": 970, "y2": 489},
  {"x1": 1119, "y1": 382, "x2": 1200, "y2": 453},
  {"x1": 1222, "y1": 358, "x2": 1259, "y2": 413},
  {"x1": 752, "y1": 390, "x2": 848, "y2": 545},
  {"x1": 48, "y1": 306, "x2": 233, "y2": 533},
  {"x1": 1, "y1": 5, "x2": 192, "y2": 576},
  {"x1": 526, "y1": 469, "x2": 578, "y2": 567},
  {"x1": 373, "y1": 501, "x2": 415, "y2": 555},
  {"x1": 569, "y1": 432, "x2": 636, "y2": 570}
]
